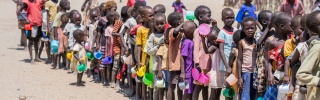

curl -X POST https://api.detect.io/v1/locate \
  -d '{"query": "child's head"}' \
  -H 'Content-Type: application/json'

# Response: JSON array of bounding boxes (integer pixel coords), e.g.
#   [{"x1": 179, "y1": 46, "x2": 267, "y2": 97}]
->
[
  {"x1": 233, "y1": 30, "x2": 242, "y2": 47},
  {"x1": 221, "y1": 8, "x2": 235, "y2": 27},
  {"x1": 69, "y1": 10, "x2": 79, "y2": 23},
  {"x1": 104, "y1": 0, "x2": 117, "y2": 13},
  {"x1": 176, "y1": 0, "x2": 181, "y2": 3},
  {"x1": 306, "y1": 10, "x2": 320, "y2": 36},
  {"x1": 59, "y1": 0, "x2": 70, "y2": 11},
  {"x1": 106, "y1": 10, "x2": 120, "y2": 24},
  {"x1": 72, "y1": 12, "x2": 82, "y2": 26},
  {"x1": 153, "y1": 4, "x2": 166, "y2": 14},
  {"x1": 245, "y1": 0, "x2": 253, "y2": 3},
  {"x1": 258, "y1": 10, "x2": 272, "y2": 29},
  {"x1": 140, "y1": 6, "x2": 155, "y2": 24},
  {"x1": 195, "y1": 5, "x2": 212, "y2": 25},
  {"x1": 208, "y1": 26, "x2": 220, "y2": 46},
  {"x1": 133, "y1": 1, "x2": 146, "y2": 17},
  {"x1": 127, "y1": 7, "x2": 134, "y2": 17},
  {"x1": 61, "y1": 13, "x2": 69, "y2": 26},
  {"x1": 73, "y1": 29, "x2": 86, "y2": 43},
  {"x1": 153, "y1": 13, "x2": 166, "y2": 33},
  {"x1": 89, "y1": 8, "x2": 100, "y2": 22},
  {"x1": 291, "y1": 15, "x2": 303, "y2": 39},
  {"x1": 136, "y1": 15, "x2": 143, "y2": 24},
  {"x1": 274, "y1": 13, "x2": 293, "y2": 35},
  {"x1": 271, "y1": 11, "x2": 283, "y2": 28},
  {"x1": 121, "y1": 6, "x2": 129, "y2": 20},
  {"x1": 168, "y1": 12, "x2": 183, "y2": 27},
  {"x1": 242, "y1": 17, "x2": 256, "y2": 38},
  {"x1": 182, "y1": 21, "x2": 197, "y2": 39},
  {"x1": 99, "y1": 3, "x2": 106, "y2": 16}
]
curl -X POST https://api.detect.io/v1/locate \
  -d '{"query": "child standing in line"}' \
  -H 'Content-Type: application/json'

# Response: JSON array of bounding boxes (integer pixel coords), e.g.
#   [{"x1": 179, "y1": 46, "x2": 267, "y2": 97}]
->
[
  {"x1": 172, "y1": 0, "x2": 187, "y2": 14},
  {"x1": 57, "y1": 13, "x2": 69, "y2": 70},
  {"x1": 237, "y1": 17, "x2": 257, "y2": 100},
  {"x1": 80, "y1": 0, "x2": 99, "y2": 25},
  {"x1": 167, "y1": 12, "x2": 185, "y2": 100},
  {"x1": 13, "y1": 0, "x2": 27, "y2": 50},
  {"x1": 296, "y1": 10, "x2": 320, "y2": 100},
  {"x1": 70, "y1": 29, "x2": 87, "y2": 86},
  {"x1": 278, "y1": 0, "x2": 304, "y2": 17},
  {"x1": 64, "y1": 10, "x2": 79, "y2": 71},
  {"x1": 153, "y1": 4, "x2": 170, "y2": 31},
  {"x1": 235, "y1": 0, "x2": 261, "y2": 30},
  {"x1": 192, "y1": 5, "x2": 213, "y2": 100},
  {"x1": 135, "y1": 6, "x2": 154, "y2": 100}
]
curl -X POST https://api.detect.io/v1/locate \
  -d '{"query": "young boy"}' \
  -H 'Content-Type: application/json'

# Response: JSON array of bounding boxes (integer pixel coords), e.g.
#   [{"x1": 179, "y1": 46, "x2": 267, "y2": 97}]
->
[
  {"x1": 64, "y1": 10, "x2": 79, "y2": 71},
  {"x1": 172, "y1": 0, "x2": 187, "y2": 14},
  {"x1": 278, "y1": 0, "x2": 304, "y2": 17},
  {"x1": 156, "y1": 28, "x2": 169, "y2": 100},
  {"x1": 13, "y1": 0, "x2": 27, "y2": 50},
  {"x1": 235, "y1": 0, "x2": 261, "y2": 30},
  {"x1": 70, "y1": 29, "x2": 87, "y2": 86},
  {"x1": 81, "y1": 0, "x2": 99, "y2": 25},
  {"x1": 153, "y1": 4, "x2": 170, "y2": 31},
  {"x1": 296, "y1": 10, "x2": 320, "y2": 100}
]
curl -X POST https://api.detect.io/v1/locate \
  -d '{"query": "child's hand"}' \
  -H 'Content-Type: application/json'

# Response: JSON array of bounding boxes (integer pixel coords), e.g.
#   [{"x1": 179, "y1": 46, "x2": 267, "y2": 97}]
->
[
  {"x1": 157, "y1": 71, "x2": 163, "y2": 79},
  {"x1": 225, "y1": 67, "x2": 232, "y2": 77},
  {"x1": 238, "y1": 78, "x2": 244, "y2": 89},
  {"x1": 211, "y1": 19, "x2": 217, "y2": 26},
  {"x1": 179, "y1": 73, "x2": 185, "y2": 80},
  {"x1": 267, "y1": 74, "x2": 276, "y2": 85},
  {"x1": 81, "y1": 5, "x2": 85, "y2": 12},
  {"x1": 282, "y1": 75, "x2": 289, "y2": 84}
]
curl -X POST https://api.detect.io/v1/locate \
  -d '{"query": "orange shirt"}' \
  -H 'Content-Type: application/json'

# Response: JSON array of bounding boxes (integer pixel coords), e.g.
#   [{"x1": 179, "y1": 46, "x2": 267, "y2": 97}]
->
[
  {"x1": 168, "y1": 28, "x2": 182, "y2": 71},
  {"x1": 112, "y1": 20, "x2": 123, "y2": 55}
]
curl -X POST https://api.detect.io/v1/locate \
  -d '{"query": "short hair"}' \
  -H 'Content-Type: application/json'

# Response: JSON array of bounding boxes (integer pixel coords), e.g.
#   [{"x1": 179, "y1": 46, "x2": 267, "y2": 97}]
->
[
  {"x1": 210, "y1": 26, "x2": 220, "y2": 33},
  {"x1": 195, "y1": 5, "x2": 211, "y2": 20},
  {"x1": 258, "y1": 10, "x2": 272, "y2": 23},
  {"x1": 73, "y1": 29, "x2": 85, "y2": 40},
  {"x1": 61, "y1": 13, "x2": 69, "y2": 22},
  {"x1": 59, "y1": 0, "x2": 69, "y2": 8},
  {"x1": 153, "y1": 4, "x2": 166, "y2": 14},
  {"x1": 139, "y1": 6, "x2": 153, "y2": 16},
  {"x1": 306, "y1": 10, "x2": 320, "y2": 33},
  {"x1": 69, "y1": 10, "x2": 79, "y2": 18},
  {"x1": 167, "y1": 12, "x2": 183, "y2": 27},
  {"x1": 242, "y1": 17, "x2": 256, "y2": 27},
  {"x1": 274, "y1": 13, "x2": 292, "y2": 27},
  {"x1": 271, "y1": 11, "x2": 284, "y2": 25},
  {"x1": 127, "y1": 7, "x2": 134, "y2": 16},
  {"x1": 121, "y1": 6, "x2": 129, "y2": 18},
  {"x1": 106, "y1": 10, "x2": 119, "y2": 20},
  {"x1": 154, "y1": 13, "x2": 166, "y2": 21},
  {"x1": 89, "y1": 8, "x2": 100, "y2": 16},
  {"x1": 221, "y1": 8, "x2": 234, "y2": 17},
  {"x1": 300, "y1": 15, "x2": 307, "y2": 29},
  {"x1": 134, "y1": 1, "x2": 146, "y2": 10},
  {"x1": 104, "y1": 0, "x2": 116, "y2": 11},
  {"x1": 291, "y1": 15, "x2": 302, "y2": 27}
]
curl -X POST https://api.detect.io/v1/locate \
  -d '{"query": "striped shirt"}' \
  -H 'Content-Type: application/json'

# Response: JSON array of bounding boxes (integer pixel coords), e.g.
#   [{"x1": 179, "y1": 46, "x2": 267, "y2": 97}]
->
[{"x1": 112, "y1": 20, "x2": 123, "y2": 55}]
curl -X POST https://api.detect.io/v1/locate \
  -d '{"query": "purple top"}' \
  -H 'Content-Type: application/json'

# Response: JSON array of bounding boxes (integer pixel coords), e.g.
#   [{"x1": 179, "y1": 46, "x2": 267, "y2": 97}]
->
[
  {"x1": 172, "y1": 2, "x2": 185, "y2": 13},
  {"x1": 181, "y1": 39, "x2": 194, "y2": 78}
]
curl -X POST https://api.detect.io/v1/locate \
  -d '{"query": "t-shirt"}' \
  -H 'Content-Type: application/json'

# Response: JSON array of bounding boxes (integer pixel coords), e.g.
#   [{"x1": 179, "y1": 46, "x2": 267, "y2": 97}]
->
[
  {"x1": 69, "y1": 25, "x2": 85, "y2": 49},
  {"x1": 71, "y1": 42, "x2": 87, "y2": 70},
  {"x1": 181, "y1": 38, "x2": 194, "y2": 78},
  {"x1": 156, "y1": 44, "x2": 169, "y2": 70},
  {"x1": 52, "y1": 12, "x2": 64, "y2": 27},
  {"x1": 217, "y1": 27, "x2": 237, "y2": 71},
  {"x1": 146, "y1": 33, "x2": 164, "y2": 71},
  {"x1": 124, "y1": 17, "x2": 138, "y2": 31},
  {"x1": 86, "y1": 20, "x2": 99, "y2": 48},
  {"x1": 136, "y1": 26, "x2": 150, "y2": 65},
  {"x1": 41, "y1": 10, "x2": 48, "y2": 31},
  {"x1": 63, "y1": 23, "x2": 75, "y2": 35},
  {"x1": 236, "y1": 4, "x2": 257, "y2": 23},
  {"x1": 23, "y1": 0, "x2": 42, "y2": 26},
  {"x1": 113, "y1": 20, "x2": 123, "y2": 55},
  {"x1": 168, "y1": 28, "x2": 182, "y2": 71},
  {"x1": 172, "y1": 2, "x2": 186, "y2": 14},
  {"x1": 278, "y1": 0, "x2": 304, "y2": 17},
  {"x1": 45, "y1": 0, "x2": 58, "y2": 22}
]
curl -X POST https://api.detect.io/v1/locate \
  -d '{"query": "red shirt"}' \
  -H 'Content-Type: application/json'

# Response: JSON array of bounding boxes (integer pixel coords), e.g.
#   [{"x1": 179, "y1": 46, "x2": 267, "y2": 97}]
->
[
  {"x1": 23, "y1": 0, "x2": 42, "y2": 26},
  {"x1": 164, "y1": 22, "x2": 170, "y2": 31}
]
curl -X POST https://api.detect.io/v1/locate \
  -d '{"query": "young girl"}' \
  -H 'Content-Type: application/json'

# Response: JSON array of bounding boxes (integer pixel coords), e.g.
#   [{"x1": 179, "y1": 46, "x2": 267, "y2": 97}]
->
[
  {"x1": 57, "y1": 13, "x2": 69, "y2": 70},
  {"x1": 237, "y1": 17, "x2": 257, "y2": 100}
]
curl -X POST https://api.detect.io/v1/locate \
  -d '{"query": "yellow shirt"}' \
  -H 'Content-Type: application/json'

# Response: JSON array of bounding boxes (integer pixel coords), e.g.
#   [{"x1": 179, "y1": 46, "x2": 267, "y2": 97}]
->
[
  {"x1": 136, "y1": 26, "x2": 150, "y2": 65},
  {"x1": 52, "y1": 12, "x2": 63, "y2": 27},
  {"x1": 45, "y1": 1, "x2": 58, "y2": 22}
]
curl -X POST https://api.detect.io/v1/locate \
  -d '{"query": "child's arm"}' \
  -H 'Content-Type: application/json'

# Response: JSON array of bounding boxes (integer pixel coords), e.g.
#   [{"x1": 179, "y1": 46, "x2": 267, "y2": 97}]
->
[
  {"x1": 119, "y1": 26, "x2": 129, "y2": 54},
  {"x1": 255, "y1": 20, "x2": 262, "y2": 31},
  {"x1": 257, "y1": 26, "x2": 271, "y2": 45},
  {"x1": 16, "y1": 2, "x2": 29, "y2": 23},
  {"x1": 235, "y1": 7, "x2": 244, "y2": 29},
  {"x1": 157, "y1": 55, "x2": 163, "y2": 79},
  {"x1": 136, "y1": 29, "x2": 143, "y2": 68},
  {"x1": 228, "y1": 49, "x2": 236, "y2": 69},
  {"x1": 237, "y1": 40, "x2": 244, "y2": 88},
  {"x1": 180, "y1": 55, "x2": 185, "y2": 80},
  {"x1": 296, "y1": 49, "x2": 320, "y2": 88},
  {"x1": 146, "y1": 35, "x2": 162, "y2": 56},
  {"x1": 200, "y1": 36, "x2": 217, "y2": 54},
  {"x1": 91, "y1": 30, "x2": 98, "y2": 51},
  {"x1": 81, "y1": 0, "x2": 89, "y2": 12},
  {"x1": 264, "y1": 40, "x2": 276, "y2": 85},
  {"x1": 173, "y1": 22, "x2": 184, "y2": 38},
  {"x1": 219, "y1": 42, "x2": 232, "y2": 76}
]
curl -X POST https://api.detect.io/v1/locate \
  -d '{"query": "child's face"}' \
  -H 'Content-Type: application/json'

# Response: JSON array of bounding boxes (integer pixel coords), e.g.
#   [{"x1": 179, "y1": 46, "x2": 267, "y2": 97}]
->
[
  {"x1": 73, "y1": 14, "x2": 82, "y2": 26},
  {"x1": 154, "y1": 16, "x2": 166, "y2": 33},
  {"x1": 90, "y1": 11, "x2": 100, "y2": 22},
  {"x1": 222, "y1": 10, "x2": 235, "y2": 27},
  {"x1": 280, "y1": 20, "x2": 294, "y2": 34},
  {"x1": 260, "y1": 13, "x2": 272, "y2": 28},
  {"x1": 243, "y1": 21, "x2": 256, "y2": 38},
  {"x1": 292, "y1": 22, "x2": 303, "y2": 40},
  {"x1": 142, "y1": 8, "x2": 155, "y2": 23},
  {"x1": 208, "y1": 31, "x2": 218, "y2": 46},
  {"x1": 182, "y1": 22, "x2": 196, "y2": 39},
  {"x1": 198, "y1": 9, "x2": 211, "y2": 24}
]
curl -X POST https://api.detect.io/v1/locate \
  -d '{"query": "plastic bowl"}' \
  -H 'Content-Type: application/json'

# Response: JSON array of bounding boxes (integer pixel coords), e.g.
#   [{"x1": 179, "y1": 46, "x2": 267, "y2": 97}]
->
[
  {"x1": 51, "y1": 40, "x2": 59, "y2": 49},
  {"x1": 77, "y1": 63, "x2": 87, "y2": 72},
  {"x1": 84, "y1": 42, "x2": 91, "y2": 51},
  {"x1": 186, "y1": 11, "x2": 196, "y2": 21},
  {"x1": 192, "y1": 68, "x2": 201, "y2": 80},
  {"x1": 24, "y1": 24, "x2": 32, "y2": 31},
  {"x1": 198, "y1": 24, "x2": 210, "y2": 36},
  {"x1": 198, "y1": 73, "x2": 209, "y2": 85},
  {"x1": 86, "y1": 52, "x2": 94, "y2": 61},
  {"x1": 137, "y1": 65, "x2": 146, "y2": 77},
  {"x1": 94, "y1": 52, "x2": 102, "y2": 59},
  {"x1": 226, "y1": 74, "x2": 238, "y2": 86},
  {"x1": 67, "y1": 52, "x2": 72, "y2": 60},
  {"x1": 143, "y1": 73, "x2": 154, "y2": 86},
  {"x1": 102, "y1": 56, "x2": 113, "y2": 64},
  {"x1": 178, "y1": 81, "x2": 189, "y2": 90},
  {"x1": 223, "y1": 88, "x2": 235, "y2": 98}
]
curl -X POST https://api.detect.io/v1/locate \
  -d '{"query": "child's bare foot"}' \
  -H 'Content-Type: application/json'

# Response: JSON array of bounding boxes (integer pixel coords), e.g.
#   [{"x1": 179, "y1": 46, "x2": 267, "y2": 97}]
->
[
  {"x1": 76, "y1": 83, "x2": 85, "y2": 87},
  {"x1": 30, "y1": 59, "x2": 35, "y2": 65},
  {"x1": 110, "y1": 83, "x2": 115, "y2": 88},
  {"x1": 34, "y1": 58, "x2": 42, "y2": 62}
]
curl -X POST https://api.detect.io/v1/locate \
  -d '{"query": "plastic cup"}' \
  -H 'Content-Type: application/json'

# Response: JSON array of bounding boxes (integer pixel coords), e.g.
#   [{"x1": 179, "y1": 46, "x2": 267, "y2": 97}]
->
[
  {"x1": 51, "y1": 48, "x2": 58, "y2": 54},
  {"x1": 186, "y1": 11, "x2": 196, "y2": 21},
  {"x1": 143, "y1": 73, "x2": 154, "y2": 86},
  {"x1": 86, "y1": 52, "x2": 94, "y2": 61},
  {"x1": 226, "y1": 74, "x2": 238, "y2": 86},
  {"x1": 223, "y1": 88, "x2": 235, "y2": 98},
  {"x1": 156, "y1": 79, "x2": 165, "y2": 88},
  {"x1": 84, "y1": 42, "x2": 90, "y2": 51},
  {"x1": 198, "y1": 73, "x2": 209, "y2": 85},
  {"x1": 137, "y1": 65, "x2": 146, "y2": 77},
  {"x1": 198, "y1": 24, "x2": 210, "y2": 36},
  {"x1": 67, "y1": 52, "x2": 72, "y2": 60},
  {"x1": 51, "y1": 40, "x2": 59, "y2": 50},
  {"x1": 94, "y1": 51, "x2": 102, "y2": 59},
  {"x1": 131, "y1": 67, "x2": 137, "y2": 74},
  {"x1": 192, "y1": 67, "x2": 201, "y2": 80},
  {"x1": 77, "y1": 63, "x2": 87, "y2": 72},
  {"x1": 102, "y1": 56, "x2": 113, "y2": 64},
  {"x1": 279, "y1": 84, "x2": 290, "y2": 93},
  {"x1": 178, "y1": 81, "x2": 189, "y2": 90},
  {"x1": 257, "y1": 97, "x2": 264, "y2": 100},
  {"x1": 24, "y1": 24, "x2": 32, "y2": 31}
]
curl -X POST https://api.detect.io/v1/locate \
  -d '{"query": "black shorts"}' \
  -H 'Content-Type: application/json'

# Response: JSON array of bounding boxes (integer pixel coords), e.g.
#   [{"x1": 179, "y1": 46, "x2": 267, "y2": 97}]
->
[{"x1": 26, "y1": 26, "x2": 42, "y2": 40}]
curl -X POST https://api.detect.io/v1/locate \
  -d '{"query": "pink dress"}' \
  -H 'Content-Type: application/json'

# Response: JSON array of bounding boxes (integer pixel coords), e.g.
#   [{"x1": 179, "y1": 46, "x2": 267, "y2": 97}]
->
[
  {"x1": 193, "y1": 28, "x2": 211, "y2": 70},
  {"x1": 58, "y1": 28, "x2": 67, "y2": 54},
  {"x1": 208, "y1": 50, "x2": 225, "y2": 88}
]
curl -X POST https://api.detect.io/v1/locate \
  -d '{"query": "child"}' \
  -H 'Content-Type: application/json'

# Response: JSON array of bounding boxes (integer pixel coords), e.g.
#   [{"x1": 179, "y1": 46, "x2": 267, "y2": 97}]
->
[
  {"x1": 235, "y1": 0, "x2": 261, "y2": 30},
  {"x1": 13, "y1": 0, "x2": 27, "y2": 50},
  {"x1": 64, "y1": 10, "x2": 79, "y2": 71},
  {"x1": 228, "y1": 30, "x2": 242, "y2": 100},
  {"x1": 278, "y1": 0, "x2": 304, "y2": 17},
  {"x1": 81, "y1": 0, "x2": 99, "y2": 25},
  {"x1": 70, "y1": 29, "x2": 87, "y2": 86},
  {"x1": 52, "y1": 0, "x2": 71, "y2": 68},
  {"x1": 135, "y1": 6, "x2": 154, "y2": 100},
  {"x1": 57, "y1": 13, "x2": 69, "y2": 70},
  {"x1": 153, "y1": 4, "x2": 170, "y2": 31},
  {"x1": 146, "y1": 13, "x2": 166, "y2": 100},
  {"x1": 237, "y1": 17, "x2": 257, "y2": 100},
  {"x1": 172, "y1": 0, "x2": 187, "y2": 14},
  {"x1": 18, "y1": 0, "x2": 44, "y2": 64},
  {"x1": 255, "y1": 10, "x2": 272, "y2": 41},
  {"x1": 296, "y1": 10, "x2": 320, "y2": 100},
  {"x1": 167, "y1": 12, "x2": 185, "y2": 100},
  {"x1": 192, "y1": 5, "x2": 212, "y2": 100},
  {"x1": 180, "y1": 21, "x2": 197, "y2": 100}
]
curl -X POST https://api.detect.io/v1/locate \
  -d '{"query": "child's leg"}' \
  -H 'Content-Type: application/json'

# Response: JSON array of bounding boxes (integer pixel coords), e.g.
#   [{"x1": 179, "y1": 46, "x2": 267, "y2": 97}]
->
[
  {"x1": 136, "y1": 82, "x2": 141, "y2": 99},
  {"x1": 148, "y1": 87, "x2": 154, "y2": 100},
  {"x1": 111, "y1": 54, "x2": 120, "y2": 88},
  {"x1": 52, "y1": 54, "x2": 58, "y2": 69},
  {"x1": 192, "y1": 85, "x2": 202, "y2": 100},
  {"x1": 38, "y1": 41, "x2": 44, "y2": 59},
  {"x1": 142, "y1": 83, "x2": 147, "y2": 100},
  {"x1": 106, "y1": 64, "x2": 112, "y2": 84},
  {"x1": 34, "y1": 38, "x2": 41, "y2": 61},
  {"x1": 21, "y1": 29, "x2": 27, "y2": 49},
  {"x1": 201, "y1": 85, "x2": 209, "y2": 100},
  {"x1": 58, "y1": 54, "x2": 62, "y2": 68},
  {"x1": 45, "y1": 41, "x2": 51, "y2": 63},
  {"x1": 209, "y1": 88, "x2": 218, "y2": 100},
  {"x1": 177, "y1": 85, "x2": 183, "y2": 100},
  {"x1": 167, "y1": 84, "x2": 176, "y2": 100},
  {"x1": 99, "y1": 67, "x2": 105, "y2": 84},
  {"x1": 27, "y1": 38, "x2": 34, "y2": 64},
  {"x1": 76, "y1": 72, "x2": 85, "y2": 86},
  {"x1": 167, "y1": 71, "x2": 180, "y2": 100},
  {"x1": 158, "y1": 88, "x2": 165, "y2": 100}
]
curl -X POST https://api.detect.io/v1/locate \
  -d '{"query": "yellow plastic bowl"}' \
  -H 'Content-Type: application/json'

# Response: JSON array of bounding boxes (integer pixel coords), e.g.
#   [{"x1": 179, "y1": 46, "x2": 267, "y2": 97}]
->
[
  {"x1": 137, "y1": 65, "x2": 146, "y2": 77},
  {"x1": 67, "y1": 52, "x2": 72, "y2": 60}
]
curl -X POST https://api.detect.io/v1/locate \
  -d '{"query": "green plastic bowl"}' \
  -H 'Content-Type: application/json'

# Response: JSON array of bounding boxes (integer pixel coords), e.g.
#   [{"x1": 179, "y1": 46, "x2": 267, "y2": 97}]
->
[
  {"x1": 77, "y1": 64, "x2": 87, "y2": 72},
  {"x1": 86, "y1": 52, "x2": 94, "y2": 60},
  {"x1": 186, "y1": 11, "x2": 196, "y2": 21},
  {"x1": 143, "y1": 73, "x2": 154, "y2": 86},
  {"x1": 223, "y1": 88, "x2": 235, "y2": 98}
]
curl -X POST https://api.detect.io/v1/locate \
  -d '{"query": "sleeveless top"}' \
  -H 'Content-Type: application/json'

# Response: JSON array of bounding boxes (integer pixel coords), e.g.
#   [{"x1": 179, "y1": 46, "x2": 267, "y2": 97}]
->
[
  {"x1": 267, "y1": 36, "x2": 285, "y2": 71},
  {"x1": 241, "y1": 39, "x2": 255, "y2": 72}
]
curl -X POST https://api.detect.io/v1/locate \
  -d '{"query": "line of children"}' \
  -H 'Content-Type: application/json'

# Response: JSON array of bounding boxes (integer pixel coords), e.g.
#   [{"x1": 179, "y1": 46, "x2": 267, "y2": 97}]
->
[{"x1": 16, "y1": 0, "x2": 320, "y2": 100}]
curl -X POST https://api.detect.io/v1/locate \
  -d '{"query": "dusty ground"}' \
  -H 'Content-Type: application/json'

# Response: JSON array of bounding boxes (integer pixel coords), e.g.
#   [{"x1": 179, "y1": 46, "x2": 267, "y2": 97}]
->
[{"x1": 0, "y1": 0, "x2": 238, "y2": 99}]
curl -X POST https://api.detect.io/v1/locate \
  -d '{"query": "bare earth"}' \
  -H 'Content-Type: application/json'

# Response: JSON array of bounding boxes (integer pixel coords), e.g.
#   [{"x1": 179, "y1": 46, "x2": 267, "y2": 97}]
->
[{"x1": 0, "y1": 0, "x2": 233, "y2": 99}]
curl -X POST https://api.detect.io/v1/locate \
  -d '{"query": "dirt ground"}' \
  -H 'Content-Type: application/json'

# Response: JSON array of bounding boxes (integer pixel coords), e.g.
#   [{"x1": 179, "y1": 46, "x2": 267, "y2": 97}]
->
[{"x1": 0, "y1": 0, "x2": 239, "y2": 99}]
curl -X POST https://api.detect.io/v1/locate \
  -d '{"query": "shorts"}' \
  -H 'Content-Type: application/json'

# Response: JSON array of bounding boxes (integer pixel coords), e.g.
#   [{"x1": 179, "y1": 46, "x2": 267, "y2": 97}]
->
[
  {"x1": 240, "y1": 72, "x2": 256, "y2": 100},
  {"x1": 170, "y1": 71, "x2": 181, "y2": 84},
  {"x1": 184, "y1": 77, "x2": 194, "y2": 94},
  {"x1": 27, "y1": 26, "x2": 42, "y2": 40},
  {"x1": 113, "y1": 54, "x2": 121, "y2": 71}
]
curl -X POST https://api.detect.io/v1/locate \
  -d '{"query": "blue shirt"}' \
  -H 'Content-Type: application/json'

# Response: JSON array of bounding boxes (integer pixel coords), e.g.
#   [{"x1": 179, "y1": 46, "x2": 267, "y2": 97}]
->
[{"x1": 236, "y1": 4, "x2": 257, "y2": 23}]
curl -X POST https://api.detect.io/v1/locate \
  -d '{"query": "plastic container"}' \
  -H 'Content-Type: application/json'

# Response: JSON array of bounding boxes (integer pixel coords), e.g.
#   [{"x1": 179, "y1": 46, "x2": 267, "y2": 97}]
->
[
  {"x1": 192, "y1": 68, "x2": 201, "y2": 80},
  {"x1": 198, "y1": 73, "x2": 209, "y2": 85},
  {"x1": 186, "y1": 11, "x2": 196, "y2": 21},
  {"x1": 51, "y1": 40, "x2": 59, "y2": 50},
  {"x1": 102, "y1": 56, "x2": 113, "y2": 64},
  {"x1": 279, "y1": 84, "x2": 290, "y2": 93},
  {"x1": 131, "y1": 67, "x2": 137, "y2": 74},
  {"x1": 226, "y1": 74, "x2": 238, "y2": 86},
  {"x1": 156, "y1": 79, "x2": 165, "y2": 88},
  {"x1": 94, "y1": 51, "x2": 102, "y2": 59},
  {"x1": 122, "y1": 55, "x2": 133, "y2": 65},
  {"x1": 143, "y1": 73, "x2": 154, "y2": 86},
  {"x1": 51, "y1": 48, "x2": 58, "y2": 54},
  {"x1": 223, "y1": 88, "x2": 235, "y2": 98},
  {"x1": 84, "y1": 42, "x2": 90, "y2": 51},
  {"x1": 24, "y1": 24, "x2": 32, "y2": 36},
  {"x1": 198, "y1": 24, "x2": 210, "y2": 36},
  {"x1": 67, "y1": 52, "x2": 72, "y2": 60},
  {"x1": 137, "y1": 65, "x2": 146, "y2": 77},
  {"x1": 86, "y1": 52, "x2": 94, "y2": 61},
  {"x1": 257, "y1": 97, "x2": 264, "y2": 100},
  {"x1": 178, "y1": 81, "x2": 189, "y2": 90},
  {"x1": 77, "y1": 63, "x2": 87, "y2": 72}
]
